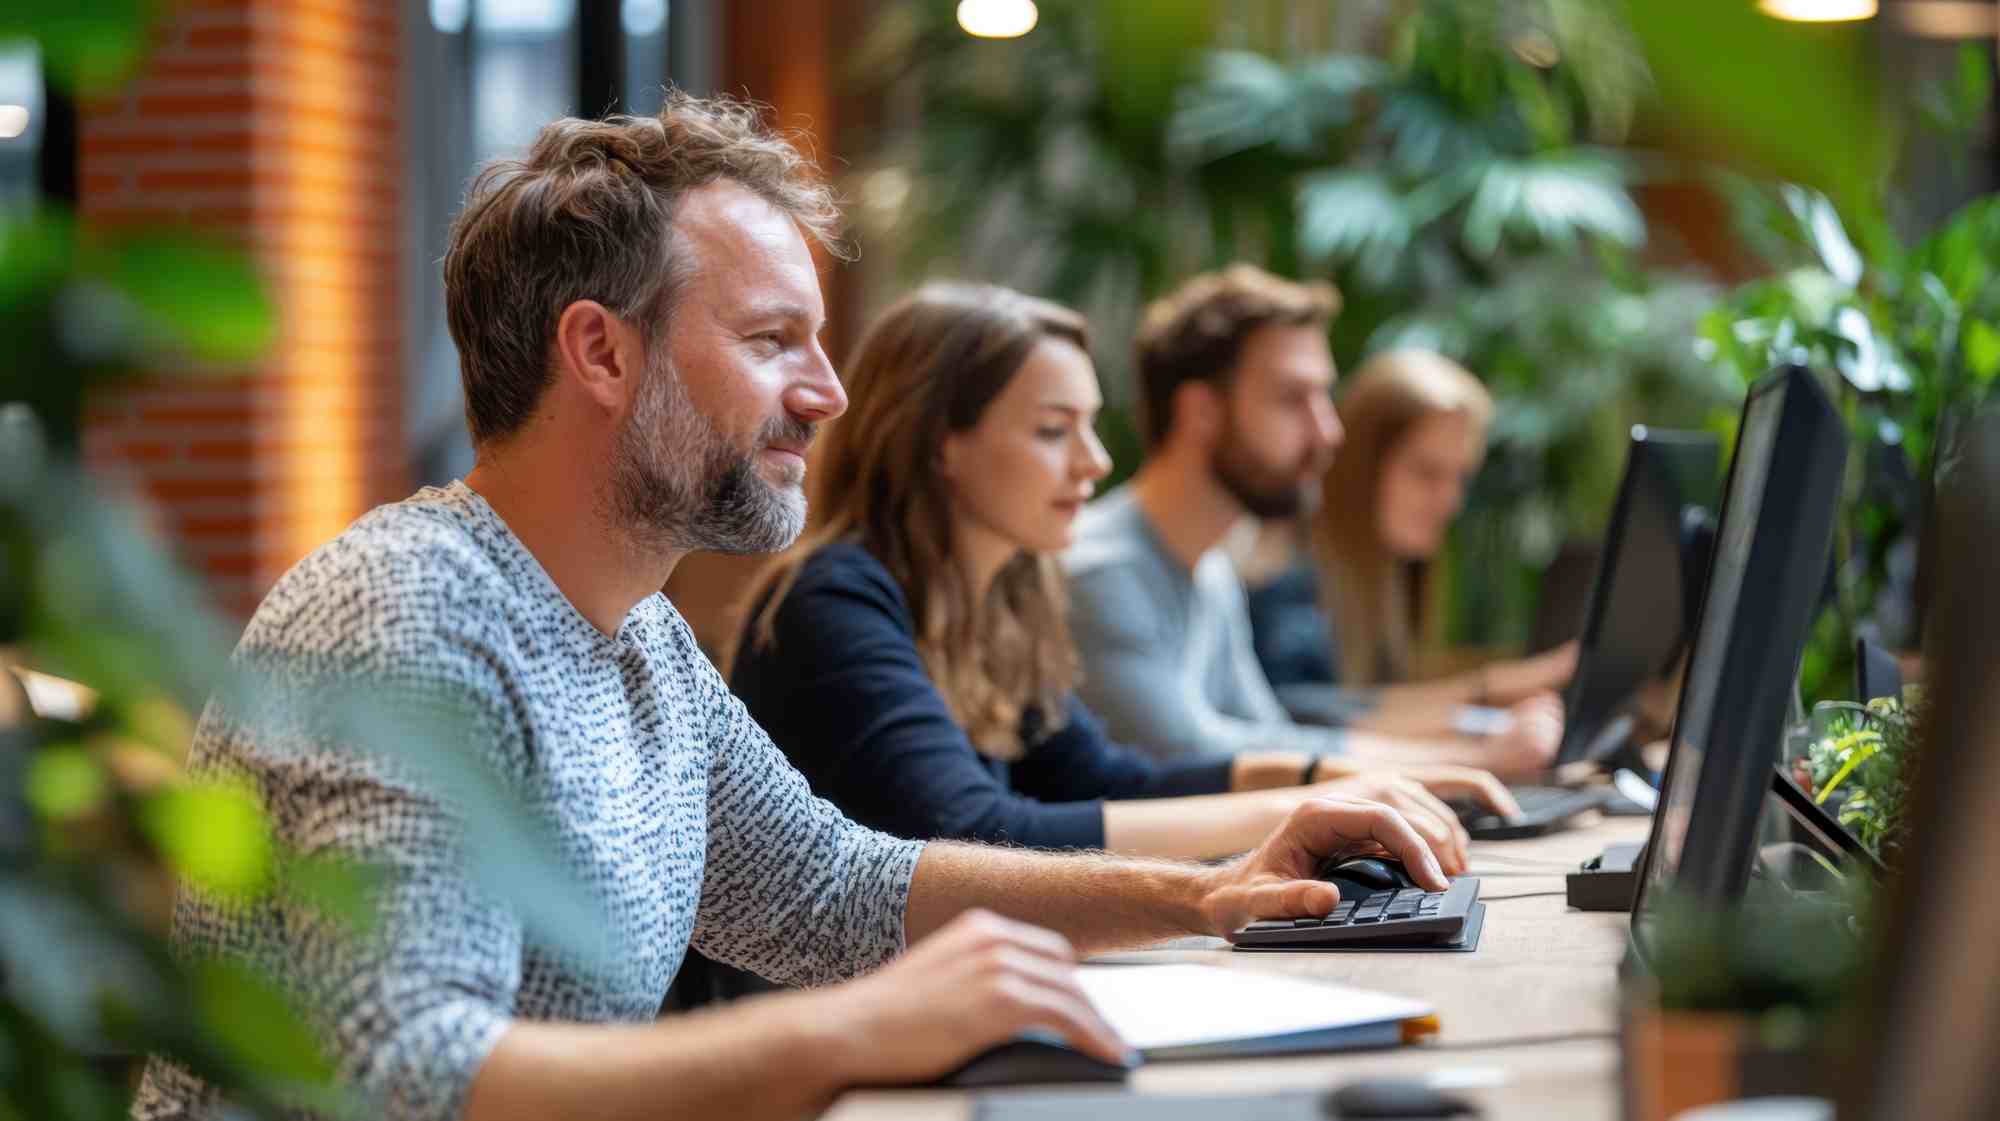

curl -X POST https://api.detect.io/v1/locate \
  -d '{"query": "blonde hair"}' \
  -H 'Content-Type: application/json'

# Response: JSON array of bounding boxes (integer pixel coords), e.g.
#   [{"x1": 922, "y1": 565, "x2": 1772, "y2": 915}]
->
[
  {"x1": 749, "y1": 284, "x2": 1090, "y2": 759},
  {"x1": 1314, "y1": 349, "x2": 1494, "y2": 686}
]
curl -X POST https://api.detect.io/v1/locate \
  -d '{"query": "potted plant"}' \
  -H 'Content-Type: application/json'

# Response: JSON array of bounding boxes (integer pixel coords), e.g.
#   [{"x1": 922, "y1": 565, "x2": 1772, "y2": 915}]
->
[{"x1": 1622, "y1": 888, "x2": 1864, "y2": 1121}]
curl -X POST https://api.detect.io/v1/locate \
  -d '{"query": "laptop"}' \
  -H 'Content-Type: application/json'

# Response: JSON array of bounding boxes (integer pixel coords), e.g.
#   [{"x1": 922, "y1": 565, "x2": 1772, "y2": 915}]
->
[
  {"x1": 1460, "y1": 427, "x2": 1721, "y2": 840},
  {"x1": 1624, "y1": 364, "x2": 1848, "y2": 956}
]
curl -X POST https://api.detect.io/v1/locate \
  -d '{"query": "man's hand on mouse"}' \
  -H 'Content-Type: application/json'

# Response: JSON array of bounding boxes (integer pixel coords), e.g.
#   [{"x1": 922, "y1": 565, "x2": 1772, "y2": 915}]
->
[
  {"x1": 1195, "y1": 796, "x2": 1449, "y2": 939},
  {"x1": 807, "y1": 909, "x2": 1134, "y2": 1083},
  {"x1": 1308, "y1": 765, "x2": 1519, "y2": 874}
]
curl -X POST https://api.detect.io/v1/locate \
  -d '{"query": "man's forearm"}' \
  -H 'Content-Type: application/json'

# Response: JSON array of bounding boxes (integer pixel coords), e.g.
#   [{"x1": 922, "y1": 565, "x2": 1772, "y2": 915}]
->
[
  {"x1": 1104, "y1": 789, "x2": 1301, "y2": 860},
  {"x1": 903, "y1": 840, "x2": 1217, "y2": 955},
  {"x1": 462, "y1": 989, "x2": 855, "y2": 1121}
]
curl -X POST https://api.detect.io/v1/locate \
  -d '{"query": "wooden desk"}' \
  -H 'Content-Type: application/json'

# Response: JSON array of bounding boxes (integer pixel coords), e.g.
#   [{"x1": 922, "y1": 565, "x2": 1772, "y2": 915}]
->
[{"x1": 826, "y1": 816, "x2": 1652, "y2": 1121}]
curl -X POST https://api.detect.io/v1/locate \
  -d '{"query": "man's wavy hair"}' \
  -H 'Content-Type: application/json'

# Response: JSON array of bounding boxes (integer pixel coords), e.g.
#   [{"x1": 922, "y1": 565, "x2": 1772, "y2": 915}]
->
[
  {"x1": 1132, "y1": 264, "x2": 1341, "y2": 449},
  {"x1": 443, "y1": 90, "x2": 847, "y2": 448}
]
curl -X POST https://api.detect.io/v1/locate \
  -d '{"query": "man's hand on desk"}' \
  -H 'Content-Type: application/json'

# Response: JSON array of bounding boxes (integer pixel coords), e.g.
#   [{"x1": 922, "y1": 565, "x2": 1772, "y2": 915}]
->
[
  {"x1": 806, "y1": 909, "x2": 1133, "y2": 1081},
  {"x1": 1195, "y1": 795, "x2": 1449, "y2": 940}
]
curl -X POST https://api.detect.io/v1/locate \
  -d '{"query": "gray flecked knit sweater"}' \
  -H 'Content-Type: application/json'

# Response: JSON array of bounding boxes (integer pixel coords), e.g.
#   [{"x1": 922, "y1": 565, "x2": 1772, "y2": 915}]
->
[{"x1": 132, "y1": 481, "x2": 924, "y2": 1121}]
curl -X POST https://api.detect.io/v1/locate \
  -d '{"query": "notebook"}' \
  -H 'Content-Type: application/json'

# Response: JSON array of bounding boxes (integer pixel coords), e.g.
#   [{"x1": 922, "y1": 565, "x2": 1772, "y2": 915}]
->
[{"x1": 1075, "y1": 963, "x2": 1433, "y2": 1060}]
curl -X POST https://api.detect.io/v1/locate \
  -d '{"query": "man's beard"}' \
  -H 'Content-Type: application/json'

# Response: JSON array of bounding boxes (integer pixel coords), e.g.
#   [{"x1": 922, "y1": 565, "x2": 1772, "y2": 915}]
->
[
  {"x1": 1210, "y1": 420, "x2": 1318, "y2": 520},
  {"x1": 605, "y1": 350, "x2": 811, "y2": 556}
]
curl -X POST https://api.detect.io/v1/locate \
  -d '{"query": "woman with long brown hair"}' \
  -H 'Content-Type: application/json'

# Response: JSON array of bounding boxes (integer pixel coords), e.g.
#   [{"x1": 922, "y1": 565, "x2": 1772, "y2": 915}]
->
[
  {"x1": 1308, "y1": 349, "x2": 1575, "y2": 728},
  {"x1": 730, "y1": 284, "x2": 1520, "y2": 865}
]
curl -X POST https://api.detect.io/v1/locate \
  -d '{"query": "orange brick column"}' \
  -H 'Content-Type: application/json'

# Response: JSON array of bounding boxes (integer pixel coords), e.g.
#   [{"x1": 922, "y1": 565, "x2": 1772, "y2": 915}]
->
[{"x1": 78, "y1": 0, "x2": 405, "y2": 618}]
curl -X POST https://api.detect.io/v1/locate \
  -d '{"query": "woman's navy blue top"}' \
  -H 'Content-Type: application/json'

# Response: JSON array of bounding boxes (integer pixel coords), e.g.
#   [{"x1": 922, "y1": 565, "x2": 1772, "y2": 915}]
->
[{"x1": 730, "y1": 542, "x2": 1235, "y2": 849}]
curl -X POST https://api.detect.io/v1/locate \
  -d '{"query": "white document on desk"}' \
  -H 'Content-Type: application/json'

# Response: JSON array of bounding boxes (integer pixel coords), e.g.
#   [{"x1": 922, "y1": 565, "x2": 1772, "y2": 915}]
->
[{"x1": 1075, "y1": 963, "x2": 1432, "y2": 1060}]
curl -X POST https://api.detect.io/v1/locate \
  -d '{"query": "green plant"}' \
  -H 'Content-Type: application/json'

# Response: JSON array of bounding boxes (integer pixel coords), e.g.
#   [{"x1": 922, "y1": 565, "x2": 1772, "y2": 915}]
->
[
  {"x1": 1641, "y1": 886, "x2": 1864, "y2": 1022},
  {"x1": 1, "y1": 9, "x2": 604, "y2": 1119},
  {"x1": 1802, "y1": 692, "x2": 1923, "y2": 862},
  {"x1": 857, "y1": 0, "x2": 1729, "y2": 648},
  {"x1": 1696, "y1": 177, "x2": 2000, "y2": 701}
]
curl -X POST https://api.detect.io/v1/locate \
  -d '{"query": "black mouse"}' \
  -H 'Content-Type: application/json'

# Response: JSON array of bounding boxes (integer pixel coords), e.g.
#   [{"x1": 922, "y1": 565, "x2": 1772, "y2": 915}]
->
[
  {"x1": 933, "y1": 1036, "x2": 1134, "y2": 1088},
  {"x1": 1317, "y1": 856, "x2": 1420, "y2": 901},
  {"x1": 1323, "y1": 1078, "x2": 1479, "y2": 1118}
]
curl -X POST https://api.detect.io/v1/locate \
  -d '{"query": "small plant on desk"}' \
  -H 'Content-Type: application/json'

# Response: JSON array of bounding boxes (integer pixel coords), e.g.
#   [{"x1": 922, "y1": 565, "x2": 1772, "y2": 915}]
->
[
  {"x1": 1798, "y1": 690, "x2": 1924, "y2": 863},
  {"x1": 1624, "y1": 888, "x2": 1866, "y2": 1121}
]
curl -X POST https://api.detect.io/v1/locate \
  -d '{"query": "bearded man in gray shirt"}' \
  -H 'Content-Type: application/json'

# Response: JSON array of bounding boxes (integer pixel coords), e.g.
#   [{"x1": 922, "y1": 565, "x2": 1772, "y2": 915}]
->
[
  {"x1": 1065, "y1": 266, "x2": 1564, "y2": 777},
  {"x1": 131, "y1": 97, "x2": 1450, "y2": 1121}
]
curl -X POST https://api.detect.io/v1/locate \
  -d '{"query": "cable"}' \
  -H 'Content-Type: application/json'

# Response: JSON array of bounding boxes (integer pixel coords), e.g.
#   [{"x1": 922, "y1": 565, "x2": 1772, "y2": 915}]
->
[
  {"x1": 1478, "y1": 889, "x2": 1568, "y2": 902},
  {"x1": 1464, "y1": 853, "x2": 1574, "y2": 869}
]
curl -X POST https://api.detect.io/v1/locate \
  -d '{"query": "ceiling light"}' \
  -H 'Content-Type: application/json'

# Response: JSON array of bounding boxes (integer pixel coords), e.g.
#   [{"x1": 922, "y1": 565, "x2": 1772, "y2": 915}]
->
[
  {"x1": 0, "y1": 105, "x2": 28, "y2": 139},
  {"x1": 1757, "y1": 0, "x2": 1879, "y2": 21},
  {"x1": 957, "y1": 0, "x2": 1038, "y2": 39}
]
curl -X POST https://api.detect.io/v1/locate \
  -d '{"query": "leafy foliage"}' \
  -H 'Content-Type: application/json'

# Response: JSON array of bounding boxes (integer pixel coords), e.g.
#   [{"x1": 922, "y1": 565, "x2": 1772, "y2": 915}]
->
[
  {"x1": 1696, "y1": 173, "x2": 2000, "y2": 701},
  {"x1": 2, "y1": 10, "x2": 609, "y2": 1120},
  {"x1": 1640, "y1": 884, "x2": 1866, "y2": 1026},
  {"x1": 1802, "y1": 693, "x2": 1923, "y2": 863},
  {"x1": 858, "y1": 0, "x2": 1723, "y2": 647}
]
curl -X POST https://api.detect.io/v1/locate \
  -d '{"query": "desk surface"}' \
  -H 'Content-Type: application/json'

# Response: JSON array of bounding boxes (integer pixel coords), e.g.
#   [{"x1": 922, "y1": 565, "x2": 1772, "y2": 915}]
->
[{"x1": 826, "y1": 816, "x2": 1651, "y2": 1121}]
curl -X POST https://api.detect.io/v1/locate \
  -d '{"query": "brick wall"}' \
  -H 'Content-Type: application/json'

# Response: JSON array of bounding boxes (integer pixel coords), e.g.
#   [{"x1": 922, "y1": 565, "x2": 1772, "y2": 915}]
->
[{"x1": 78, "y1": 0, "x2": 405, "y2": 618}]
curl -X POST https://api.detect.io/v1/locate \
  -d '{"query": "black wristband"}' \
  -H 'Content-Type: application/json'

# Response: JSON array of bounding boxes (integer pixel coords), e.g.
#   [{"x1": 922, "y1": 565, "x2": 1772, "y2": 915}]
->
[{"x1": 1300, "y1": 755, "x2": 1322, "y2": 786}]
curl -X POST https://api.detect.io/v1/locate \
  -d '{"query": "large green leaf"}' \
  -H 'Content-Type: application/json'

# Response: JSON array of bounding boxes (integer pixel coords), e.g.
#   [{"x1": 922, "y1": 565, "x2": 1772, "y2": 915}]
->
[
  {"x1": 1169, "y1": 51, "x2": 1387, "y2": 163},
  {"x1": 141, "y1": 780, "x2": 275, "y2": 899},
  {"x1": 190, "y1": 958, "x2": 334, "y2": 1087},
  {"x1": 1296, "y1": 170, "x2": 1412, "y2": 288},
  {"x1": 0, "y1": 1, "x2": 155, "y2": 95},
  {"x1": 1460, "y1": 155, "x2": 1643, "y2": 258},
  {"x1": 83, "y1": 230, "x2": 278, "y2": 366}
]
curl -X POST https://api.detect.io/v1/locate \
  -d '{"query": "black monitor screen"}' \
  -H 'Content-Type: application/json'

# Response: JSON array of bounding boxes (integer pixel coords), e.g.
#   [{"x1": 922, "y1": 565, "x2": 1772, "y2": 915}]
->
[
  {"x1": 1641, "y1": 382, "x2": 1785, "y2": 901},
  {"x1": 1558, "y1": 429, "x2": 1718, "y2": 763}
]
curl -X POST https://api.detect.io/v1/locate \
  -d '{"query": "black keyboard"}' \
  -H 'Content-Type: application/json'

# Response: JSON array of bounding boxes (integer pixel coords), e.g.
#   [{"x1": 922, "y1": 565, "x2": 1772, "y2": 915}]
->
[
  {"x1": 1455, "y1": 786, "x2": 1608, "y2": 840},
  {"x1": 1512, "y1": 786, "x2": 1604, "y2": 815},
  {"x1": 1232, "y1": 878, "x2": 1481, "y2": 947}
]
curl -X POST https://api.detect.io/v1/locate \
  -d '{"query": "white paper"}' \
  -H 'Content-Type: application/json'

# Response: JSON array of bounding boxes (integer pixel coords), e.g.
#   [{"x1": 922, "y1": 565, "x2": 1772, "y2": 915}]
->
[{"x1": 1073, "y1": 963, "x2": 1432, "y2": 1051}]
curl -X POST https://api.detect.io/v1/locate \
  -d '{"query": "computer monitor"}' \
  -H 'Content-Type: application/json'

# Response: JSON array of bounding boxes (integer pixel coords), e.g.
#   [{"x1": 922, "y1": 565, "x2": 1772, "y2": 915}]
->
[
  {"x1": 1556, "y1": 427, "x2": 1720, "y2": 765},
  {"x1": 1853, "y1": 635, "x2": 1903, "y2": 704},
  {"x1": 1841, "y1": 408, "x2": 2000, "y2": 1120},
  {"x1": 1629, "y1": 366, "x2": 1848, "y2": 945}
]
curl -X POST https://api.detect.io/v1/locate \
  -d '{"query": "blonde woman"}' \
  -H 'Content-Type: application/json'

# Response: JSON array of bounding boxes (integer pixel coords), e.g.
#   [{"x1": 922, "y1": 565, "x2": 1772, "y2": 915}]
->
[
  {"x1": 1308, "y1": 349, "x2": 1576, "y2": 733},
  {"x1": 731, "y1": 285, "x2": 1520, "y2": 867}
]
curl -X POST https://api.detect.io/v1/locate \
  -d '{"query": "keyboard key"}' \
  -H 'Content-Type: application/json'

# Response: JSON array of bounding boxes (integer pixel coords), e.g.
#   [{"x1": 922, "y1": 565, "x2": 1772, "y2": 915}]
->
[
  {"x1": 1292, "y1": 917, "x2": 1322, "y2": 928},
  {"x1": 1243, "y1": 920, "x2": 1293, "y2": 932}
]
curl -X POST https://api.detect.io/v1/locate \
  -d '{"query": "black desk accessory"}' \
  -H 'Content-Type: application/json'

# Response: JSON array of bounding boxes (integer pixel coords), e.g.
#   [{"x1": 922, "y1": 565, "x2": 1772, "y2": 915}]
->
[
  {"x1": 1566, "y1": 841, "x2": 1645, "y2": 912},
  {"x1": 972, "y1": 1083, "x2": 1482, "y2": 1120},
  {"x1": 934, "y1": 1036, "x2": 1132, "y2": 1088}
]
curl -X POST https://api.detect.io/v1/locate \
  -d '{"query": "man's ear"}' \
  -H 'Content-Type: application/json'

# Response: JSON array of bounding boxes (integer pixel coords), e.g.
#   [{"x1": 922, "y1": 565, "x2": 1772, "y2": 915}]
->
[
  {"x1": 553, "y1": 299, "x2": 644, "y2": 412},
  {"x1": 1172, "y1": 379, "x2": 1226, "y2": 449}
]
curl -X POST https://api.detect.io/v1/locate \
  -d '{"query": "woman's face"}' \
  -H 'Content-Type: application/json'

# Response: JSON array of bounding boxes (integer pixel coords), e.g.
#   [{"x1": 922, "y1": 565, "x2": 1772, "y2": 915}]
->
[
  {"x1": 1376, "y1": 410, "x2": 1484, "y2": 559},
  {"x1": 940, "y1": 337, "x2": 1113, "y2": 556}
]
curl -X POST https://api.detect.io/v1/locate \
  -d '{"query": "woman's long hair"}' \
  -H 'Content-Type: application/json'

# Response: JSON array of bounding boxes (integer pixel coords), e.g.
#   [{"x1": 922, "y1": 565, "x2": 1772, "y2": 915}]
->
[
  {"x1": 1314, "y1": 349, "x2": 1493, "y2": 686},
  {"x1": 748, "y1": 283, "x2": 1091, "y2": 759}
]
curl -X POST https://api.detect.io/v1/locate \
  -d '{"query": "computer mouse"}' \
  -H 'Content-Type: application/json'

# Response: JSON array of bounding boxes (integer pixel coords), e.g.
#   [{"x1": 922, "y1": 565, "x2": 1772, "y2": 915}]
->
[
  {"x1": 1317, "y1": 855, "x2": 1420, "y2": 900},
  {"x1": 1322, "y1": 1078, "x2": 1479, "y2": 1118},
  {"x1": 932, "y1": 1036, "x2": 1134, "y2": 1088}
]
